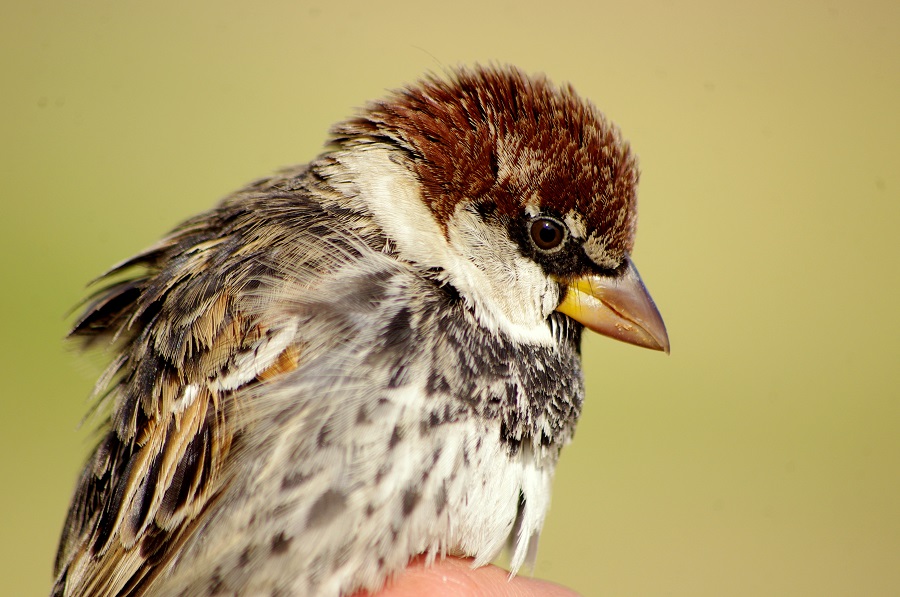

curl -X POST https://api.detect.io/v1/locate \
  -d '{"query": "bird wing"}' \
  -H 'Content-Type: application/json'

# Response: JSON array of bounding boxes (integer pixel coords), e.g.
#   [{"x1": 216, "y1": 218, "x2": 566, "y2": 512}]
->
[{"x1": 52, "y1": 169, "x2": 351, "y2": 596}]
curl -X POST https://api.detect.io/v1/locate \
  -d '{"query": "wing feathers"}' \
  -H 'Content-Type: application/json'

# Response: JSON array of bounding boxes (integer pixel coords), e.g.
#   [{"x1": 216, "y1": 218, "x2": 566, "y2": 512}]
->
[{"x1": 53, "y1": 175, "x2": 334, "y2": 596}]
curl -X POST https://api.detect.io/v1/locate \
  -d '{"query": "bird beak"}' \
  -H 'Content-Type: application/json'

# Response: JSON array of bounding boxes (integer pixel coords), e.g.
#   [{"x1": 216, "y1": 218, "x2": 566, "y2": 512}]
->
[{"x1": 556, "y1": 256, "x2": 670, "y2": 353}]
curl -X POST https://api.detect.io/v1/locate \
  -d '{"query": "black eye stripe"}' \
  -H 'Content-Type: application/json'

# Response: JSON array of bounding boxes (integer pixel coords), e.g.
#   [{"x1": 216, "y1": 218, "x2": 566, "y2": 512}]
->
[{"x1": 530, "y1": 218, "x2": 566, "y2": 251}]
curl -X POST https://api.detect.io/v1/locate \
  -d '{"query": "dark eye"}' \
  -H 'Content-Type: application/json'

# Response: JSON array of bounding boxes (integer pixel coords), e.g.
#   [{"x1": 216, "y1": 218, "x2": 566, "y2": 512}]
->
[{"x1": 530, "y1": 218, "x2": 566, "y2": 251}]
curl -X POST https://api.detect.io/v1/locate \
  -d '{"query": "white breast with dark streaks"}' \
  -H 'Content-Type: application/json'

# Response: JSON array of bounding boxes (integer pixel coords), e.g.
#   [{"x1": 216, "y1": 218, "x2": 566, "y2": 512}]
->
[{"x1": 149, "y1": 257, "x2": 580, "y2": 596}]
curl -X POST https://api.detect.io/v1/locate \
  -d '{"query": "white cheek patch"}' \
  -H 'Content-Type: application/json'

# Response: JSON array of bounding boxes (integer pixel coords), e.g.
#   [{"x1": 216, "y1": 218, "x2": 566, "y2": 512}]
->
[
  {"x1": 335, "y1": 146, "x2": 449, "y2": 269},
  {"x1": 444, "y1": 205, "x2": 558, "y2": 345},
  {"x1": 334, "y1": 144, "x2": 558, "y2": 345}
]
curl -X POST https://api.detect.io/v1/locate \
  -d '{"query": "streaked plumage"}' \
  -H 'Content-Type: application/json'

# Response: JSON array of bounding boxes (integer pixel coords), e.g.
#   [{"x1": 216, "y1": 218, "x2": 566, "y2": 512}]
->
[{"x1": 54, "y1": 65, "x2": 668, "y2": 596}]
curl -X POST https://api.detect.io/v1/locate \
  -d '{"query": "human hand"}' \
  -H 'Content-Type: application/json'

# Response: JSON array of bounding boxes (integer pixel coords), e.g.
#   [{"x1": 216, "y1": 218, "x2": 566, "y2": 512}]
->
[{"x1": 358, "y1": 557, "x2": 580, "y2": 597}]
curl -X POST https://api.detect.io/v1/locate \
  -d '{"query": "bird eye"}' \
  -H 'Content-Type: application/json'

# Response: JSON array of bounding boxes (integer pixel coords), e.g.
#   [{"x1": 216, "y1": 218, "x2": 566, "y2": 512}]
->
[{"x1": 530, "y1": 218, "x2": 566, "y2": 251}]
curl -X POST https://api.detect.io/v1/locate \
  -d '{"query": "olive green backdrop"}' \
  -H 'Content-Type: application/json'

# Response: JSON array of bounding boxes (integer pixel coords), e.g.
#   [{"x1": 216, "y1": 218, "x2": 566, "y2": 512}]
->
[{"x1": 2, "y1": 1, "x2": 898, "y2": 595}]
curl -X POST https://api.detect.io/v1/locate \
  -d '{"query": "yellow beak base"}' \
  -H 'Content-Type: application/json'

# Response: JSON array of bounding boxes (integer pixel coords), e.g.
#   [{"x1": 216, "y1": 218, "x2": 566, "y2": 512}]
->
[{"x1": 556, "y1": 257, "x2": 669, "y2": 353}]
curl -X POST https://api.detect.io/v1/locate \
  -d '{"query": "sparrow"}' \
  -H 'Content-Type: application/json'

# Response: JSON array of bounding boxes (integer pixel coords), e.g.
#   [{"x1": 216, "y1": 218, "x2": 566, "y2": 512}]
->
[{"x1": 53, "y1": 64, "x2": 669, "y2": 597}]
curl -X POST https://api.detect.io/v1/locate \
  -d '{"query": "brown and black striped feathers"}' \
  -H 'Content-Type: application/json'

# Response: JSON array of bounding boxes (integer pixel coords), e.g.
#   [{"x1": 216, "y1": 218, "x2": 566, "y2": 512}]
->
[{"x1": 52, "y1": 168, "x2": 344, "y2": 597}]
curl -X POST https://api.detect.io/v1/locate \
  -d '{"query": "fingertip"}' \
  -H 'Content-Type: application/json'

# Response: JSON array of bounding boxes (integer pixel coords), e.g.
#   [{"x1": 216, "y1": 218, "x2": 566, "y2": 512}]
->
[{"x1": 362, "y1": 556, "x2": 580, "y2": 597}]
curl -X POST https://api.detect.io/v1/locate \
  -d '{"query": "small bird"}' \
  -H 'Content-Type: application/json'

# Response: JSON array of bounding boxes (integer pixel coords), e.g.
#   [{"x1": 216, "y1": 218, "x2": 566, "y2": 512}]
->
[{"x1": 53, "y1": 65, "x2": 668, "y2": 597}]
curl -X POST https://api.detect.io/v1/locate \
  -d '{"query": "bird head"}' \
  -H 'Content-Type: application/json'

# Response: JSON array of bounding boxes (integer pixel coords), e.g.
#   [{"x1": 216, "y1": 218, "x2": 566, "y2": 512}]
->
[{"x1": 329, "y1": 65, "x2": 668, "y2": 353}]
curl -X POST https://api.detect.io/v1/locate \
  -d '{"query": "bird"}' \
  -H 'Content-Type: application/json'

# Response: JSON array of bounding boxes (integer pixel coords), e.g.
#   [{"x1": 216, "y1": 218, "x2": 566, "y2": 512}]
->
[{"x1": 52, "y1": 64, "x2": 669, "y2": 597}]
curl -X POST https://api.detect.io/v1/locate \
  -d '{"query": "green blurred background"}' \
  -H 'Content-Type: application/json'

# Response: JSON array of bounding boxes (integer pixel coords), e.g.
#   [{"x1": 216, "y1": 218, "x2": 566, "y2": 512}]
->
[{"x1": 3, "y1": 1, "x2": 898, "y2": 595}]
